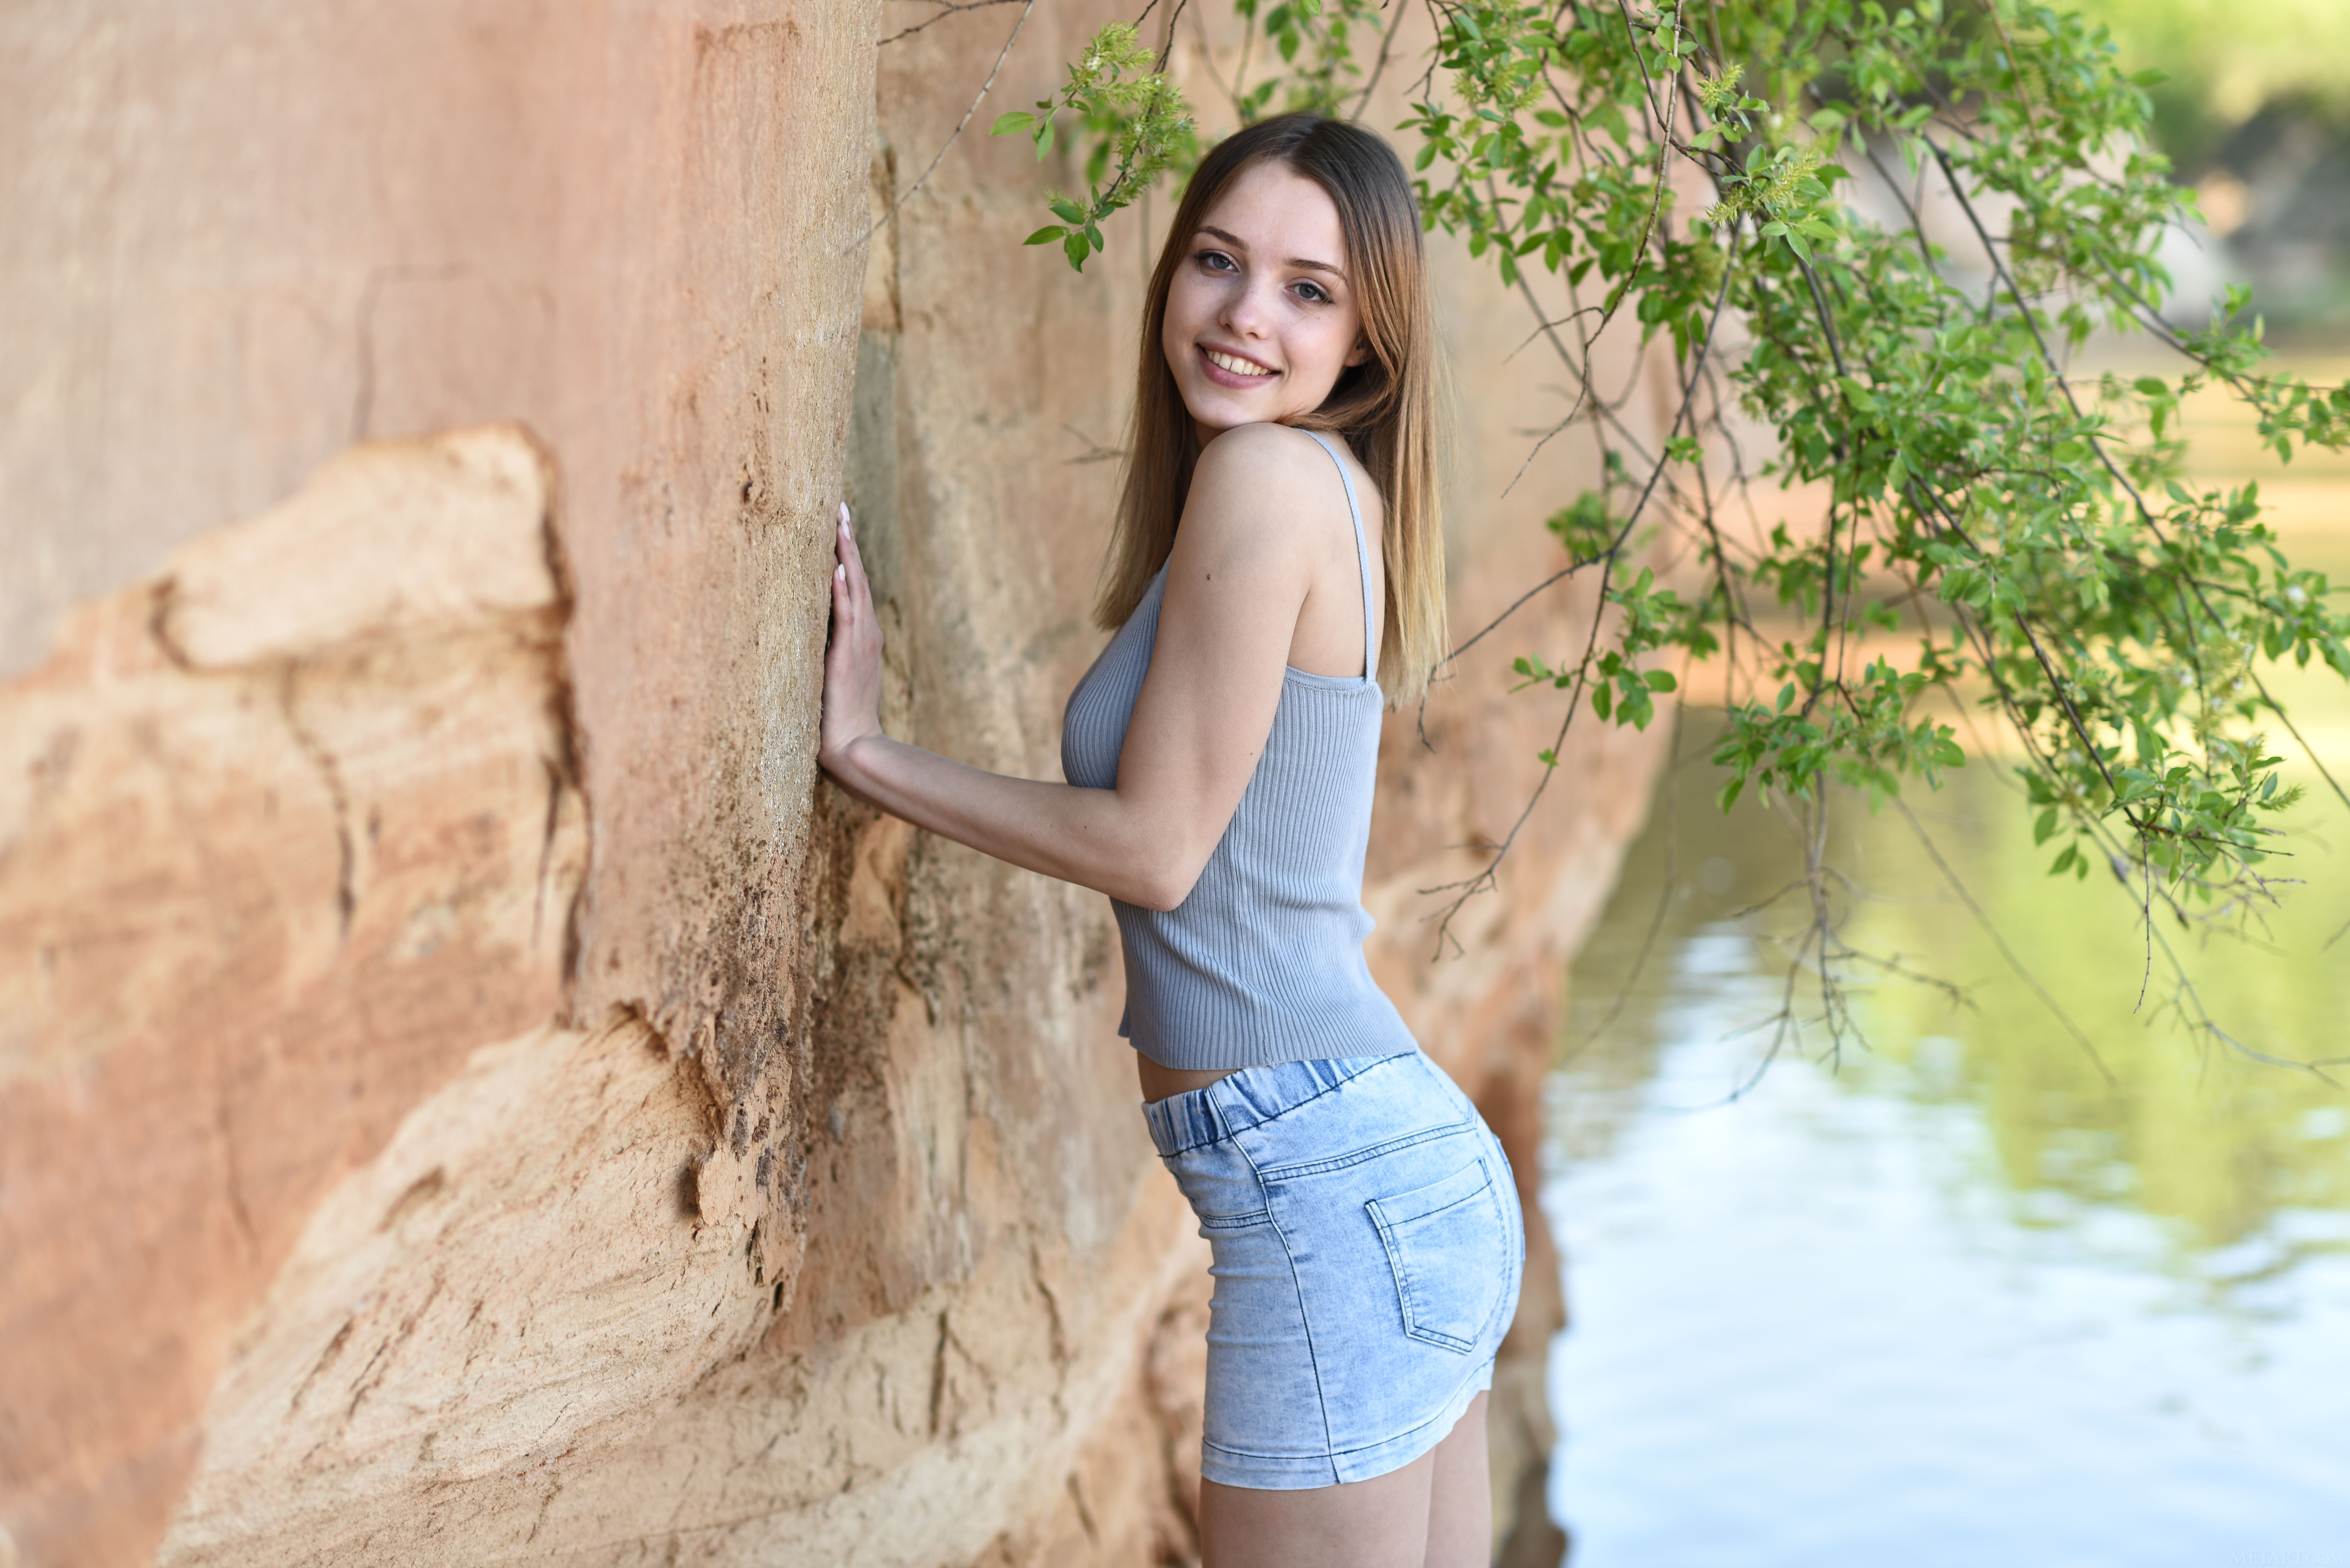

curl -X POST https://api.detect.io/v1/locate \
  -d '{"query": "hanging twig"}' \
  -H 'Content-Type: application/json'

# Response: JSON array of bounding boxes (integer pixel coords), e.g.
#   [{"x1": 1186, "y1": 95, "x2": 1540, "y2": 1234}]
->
[
  {"x1": 1893, "y1": 798, "x2": 2115, "y2": 1083},
  {"x1": 852, "y1": 0, "x2": 1037, "y2": 252},
  {"x1": 879, "y1": 0, "x2": 1026, "y2": 48}
]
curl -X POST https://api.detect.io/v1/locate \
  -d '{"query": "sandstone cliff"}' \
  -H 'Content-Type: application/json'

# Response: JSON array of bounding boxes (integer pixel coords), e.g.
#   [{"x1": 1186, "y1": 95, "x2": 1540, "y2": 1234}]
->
[{"x1": 0, "y1": 4, "x2": 1667, "y2": 1563}]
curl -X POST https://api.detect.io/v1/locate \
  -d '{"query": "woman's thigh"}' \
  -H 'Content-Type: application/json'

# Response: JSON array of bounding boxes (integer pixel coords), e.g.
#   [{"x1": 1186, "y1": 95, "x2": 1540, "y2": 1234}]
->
[{"x1": 1196, "y1": 1391, "x2": 1490, "y2": 1568}]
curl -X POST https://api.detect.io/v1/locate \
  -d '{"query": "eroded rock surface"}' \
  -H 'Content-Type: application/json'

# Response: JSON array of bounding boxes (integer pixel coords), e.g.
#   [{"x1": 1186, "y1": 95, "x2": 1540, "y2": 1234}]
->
[{"x1": 0, "y1": 427, "x2": 584, "y2": 1563}]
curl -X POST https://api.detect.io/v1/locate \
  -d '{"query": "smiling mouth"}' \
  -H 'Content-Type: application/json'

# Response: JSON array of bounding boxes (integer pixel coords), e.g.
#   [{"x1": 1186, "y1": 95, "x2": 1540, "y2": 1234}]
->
[{"x1": 1202, "y1": 346, "x2": 1277, "y2": 379}]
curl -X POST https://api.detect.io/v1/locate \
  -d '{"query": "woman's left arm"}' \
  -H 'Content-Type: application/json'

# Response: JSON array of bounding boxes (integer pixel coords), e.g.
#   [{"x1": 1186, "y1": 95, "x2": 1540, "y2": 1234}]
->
[{"x1": 818, "y1": 432, "x2": 1331, "y2": 910}]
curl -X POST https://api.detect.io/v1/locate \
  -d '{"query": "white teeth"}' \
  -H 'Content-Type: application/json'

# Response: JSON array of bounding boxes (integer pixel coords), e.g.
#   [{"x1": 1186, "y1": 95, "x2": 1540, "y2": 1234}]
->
[{"x1": 1206, "y1": 349, "x2": 1273, "y2": 377}]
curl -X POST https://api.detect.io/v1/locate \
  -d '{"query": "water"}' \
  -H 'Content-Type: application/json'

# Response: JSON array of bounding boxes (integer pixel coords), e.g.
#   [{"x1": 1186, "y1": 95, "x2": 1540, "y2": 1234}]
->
[
  {"x1": 1538, "y1": 362, "x2": 2350, "y2": 1562},
  {"x1": 1543, "y1": 749, "x2": 2350, "y2": 1564}
]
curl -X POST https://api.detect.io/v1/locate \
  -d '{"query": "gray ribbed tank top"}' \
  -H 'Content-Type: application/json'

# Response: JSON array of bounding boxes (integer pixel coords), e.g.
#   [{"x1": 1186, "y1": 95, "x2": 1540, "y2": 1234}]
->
[{"x1": 1060, "y1": 430, "x2": 1419, "y2": 1071}]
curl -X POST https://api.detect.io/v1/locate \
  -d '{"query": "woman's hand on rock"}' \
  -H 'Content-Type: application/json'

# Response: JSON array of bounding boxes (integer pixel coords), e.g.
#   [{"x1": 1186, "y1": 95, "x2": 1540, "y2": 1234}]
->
[{"x1": 820, "y1": 502, "x2": 884, "y2": 780}]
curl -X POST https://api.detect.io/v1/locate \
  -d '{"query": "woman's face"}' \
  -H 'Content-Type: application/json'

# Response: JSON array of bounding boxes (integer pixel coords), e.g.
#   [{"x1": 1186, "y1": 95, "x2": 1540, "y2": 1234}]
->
[{"x1": 1162, "y1": 160, "x2": 1368, "y2": 444}]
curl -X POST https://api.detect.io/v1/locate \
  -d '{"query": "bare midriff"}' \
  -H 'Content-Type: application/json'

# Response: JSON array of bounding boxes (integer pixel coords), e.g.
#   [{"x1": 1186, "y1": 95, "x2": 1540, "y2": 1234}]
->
[{"x1": 1137, "y1": 1056, "x2": 1241, "y2": 1105}]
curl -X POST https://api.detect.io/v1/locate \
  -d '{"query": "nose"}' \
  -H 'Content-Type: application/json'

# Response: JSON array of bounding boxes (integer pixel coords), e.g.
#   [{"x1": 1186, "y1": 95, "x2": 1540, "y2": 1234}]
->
[{"x1": 1218, "y1": 271, "x2": 1281, "y2": 340}]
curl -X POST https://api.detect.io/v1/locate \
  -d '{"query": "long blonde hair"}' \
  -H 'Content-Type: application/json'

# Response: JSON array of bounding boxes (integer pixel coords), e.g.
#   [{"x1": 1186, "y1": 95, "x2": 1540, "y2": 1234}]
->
[{"x1": 1097, "y1": 113, "x2": 1447, "y2": 706}]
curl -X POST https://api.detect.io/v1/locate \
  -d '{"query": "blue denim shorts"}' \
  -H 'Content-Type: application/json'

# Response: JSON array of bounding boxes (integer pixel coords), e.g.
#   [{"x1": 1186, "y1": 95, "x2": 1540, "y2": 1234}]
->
[{"x1": 1144, "y1": 1050, "x2": 1525, "y2": 1490}]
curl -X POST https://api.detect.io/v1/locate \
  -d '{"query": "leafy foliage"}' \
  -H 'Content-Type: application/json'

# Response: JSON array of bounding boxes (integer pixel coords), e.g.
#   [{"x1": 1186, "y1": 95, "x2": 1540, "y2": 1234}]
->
[
  {"x1": 990, "y1": 21, "x2": 1197, "y2": 269},
  {"x1": 1005, "y1": 0, "x2": 2350, "y2": 1069}
]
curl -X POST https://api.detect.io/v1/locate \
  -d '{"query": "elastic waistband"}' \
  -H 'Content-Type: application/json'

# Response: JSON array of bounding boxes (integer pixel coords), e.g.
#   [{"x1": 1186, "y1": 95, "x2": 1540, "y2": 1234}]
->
[{"x1": 1142, "y1": 1051, "x2": 1417, "y2": 1157}]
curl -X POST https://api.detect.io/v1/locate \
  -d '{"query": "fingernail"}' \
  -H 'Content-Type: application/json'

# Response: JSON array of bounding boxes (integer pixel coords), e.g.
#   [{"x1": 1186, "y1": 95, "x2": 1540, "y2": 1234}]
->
[{"x1": 836, "y1": 563, "x2": 845, "y2": 583}]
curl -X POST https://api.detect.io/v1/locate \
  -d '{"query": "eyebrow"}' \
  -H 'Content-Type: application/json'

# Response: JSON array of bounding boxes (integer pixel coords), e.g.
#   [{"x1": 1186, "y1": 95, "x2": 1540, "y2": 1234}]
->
[{"x1": 1197, "y1": 225, "x2": 1348, "y2": 283}]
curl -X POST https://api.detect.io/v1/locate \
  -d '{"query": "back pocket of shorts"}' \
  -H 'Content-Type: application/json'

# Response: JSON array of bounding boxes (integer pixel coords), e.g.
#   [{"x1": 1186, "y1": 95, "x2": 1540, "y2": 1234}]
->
[{"x1": 1366, "y1": 1157, "x2": 1508, "y2": 1354}]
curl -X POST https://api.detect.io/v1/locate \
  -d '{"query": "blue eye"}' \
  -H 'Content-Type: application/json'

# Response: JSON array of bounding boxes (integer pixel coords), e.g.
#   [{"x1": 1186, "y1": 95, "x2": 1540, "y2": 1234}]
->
[
  {"x1": 1197, "y1": 250, "x2": 1237, "y2": 272},
  {"x1": 1297, "y1": 281, "x2": 1331, "y2": 304}
]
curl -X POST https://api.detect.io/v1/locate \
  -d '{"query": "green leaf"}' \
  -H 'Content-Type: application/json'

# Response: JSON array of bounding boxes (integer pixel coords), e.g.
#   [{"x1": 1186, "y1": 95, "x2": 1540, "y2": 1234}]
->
[
  {"x1": 1049, "y1": 197, "x2": 1086, "y2": 224},
  {"x1": 1023, "y1": 225, "x2": 1068, "y2": 246},
  {"x1": 1644, "y1": 669, "x2": 1678, "y2": 692},
  {"x1": 991, "y1": 111, "x2": 1035, "y2": 136}
]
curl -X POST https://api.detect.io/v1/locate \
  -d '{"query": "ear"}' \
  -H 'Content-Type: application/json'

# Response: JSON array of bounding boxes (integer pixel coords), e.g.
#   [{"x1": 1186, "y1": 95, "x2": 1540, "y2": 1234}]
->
[{"x1": 1344, "y1": 336, "x2": 1372, "y2": 368}]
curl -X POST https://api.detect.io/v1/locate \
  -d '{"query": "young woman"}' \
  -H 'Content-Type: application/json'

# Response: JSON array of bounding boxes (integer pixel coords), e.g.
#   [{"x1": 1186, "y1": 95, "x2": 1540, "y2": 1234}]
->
[{"x1": 819, "y1": 113, "x2": 1523, "y2": 1568}]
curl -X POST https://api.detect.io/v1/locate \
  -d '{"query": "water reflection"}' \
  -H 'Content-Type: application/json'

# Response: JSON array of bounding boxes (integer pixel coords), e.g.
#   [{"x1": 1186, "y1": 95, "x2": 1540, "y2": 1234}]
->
[{"x1": 1543, "y1": 730, "x2": 2350, "y2": 1563}]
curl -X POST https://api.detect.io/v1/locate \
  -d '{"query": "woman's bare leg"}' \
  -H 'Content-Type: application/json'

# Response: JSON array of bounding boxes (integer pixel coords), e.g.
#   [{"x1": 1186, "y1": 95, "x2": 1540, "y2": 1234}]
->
[
  {"x1": 1198, "y1": 1457, "x2": 1432, "y2": 1568},
  {"x1": 1422, "y1": 1391, "x2": 1493, "y2": 1567},
  {"x1": 1197, "y1": 1392, "x2": 1491, "y2": 1568}
]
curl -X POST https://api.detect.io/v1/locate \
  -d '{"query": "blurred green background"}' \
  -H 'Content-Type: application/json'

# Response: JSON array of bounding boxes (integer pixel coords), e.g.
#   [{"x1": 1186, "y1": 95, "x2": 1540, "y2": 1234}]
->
[
  {"x1": 2077, "y1": 0, "x2": 2350, "y2": 330},
  {"x1": 1541, "y1": 3, "x2": 2350, "y2": 1560}
]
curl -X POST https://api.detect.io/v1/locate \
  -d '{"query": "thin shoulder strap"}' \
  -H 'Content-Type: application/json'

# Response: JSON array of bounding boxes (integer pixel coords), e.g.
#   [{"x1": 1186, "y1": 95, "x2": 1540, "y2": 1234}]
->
[{"x1": 1300, "y1": 429, "x2": 1377, "y2": 686}]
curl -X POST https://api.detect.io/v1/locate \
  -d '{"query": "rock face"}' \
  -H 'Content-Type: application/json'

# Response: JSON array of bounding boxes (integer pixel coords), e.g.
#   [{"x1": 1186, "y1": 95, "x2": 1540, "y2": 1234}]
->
[
  {"x1": 0, "y1": 427, "x2": 586, "y2": 1564},
  {"x1": 0, "y1": 4, "x2": 1668, "y2": 1565}
]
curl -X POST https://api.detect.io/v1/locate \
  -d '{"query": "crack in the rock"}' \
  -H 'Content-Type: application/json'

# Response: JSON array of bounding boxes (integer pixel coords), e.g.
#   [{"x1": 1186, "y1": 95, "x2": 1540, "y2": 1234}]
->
[
  {"x1": 533, "y1": 754, "x2": 569, "y2": 958},
  {"x1": 276, "y1": 665, "x2": 358, "y2": 940}
]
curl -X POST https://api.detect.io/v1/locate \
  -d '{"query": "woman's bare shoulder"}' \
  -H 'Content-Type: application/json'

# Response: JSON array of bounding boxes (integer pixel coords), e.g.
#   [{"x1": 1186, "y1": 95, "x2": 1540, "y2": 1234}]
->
[
  {"x1": 1190, "y1": 421, "x2": 1343, "y2": 485},
  {"x1": 1186, "y1": 423, "x2": 1368, "y2": 540}
]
